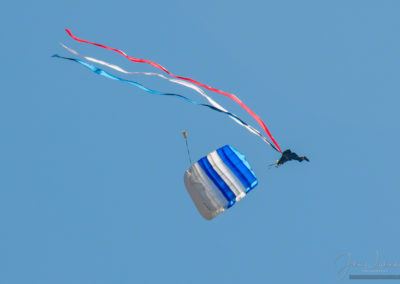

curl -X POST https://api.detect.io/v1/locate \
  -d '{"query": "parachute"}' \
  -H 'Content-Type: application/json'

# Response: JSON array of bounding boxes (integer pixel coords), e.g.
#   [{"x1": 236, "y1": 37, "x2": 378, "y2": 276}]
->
[
  {"x1": 184, "y1": 145, "x2": 258, "y2": 220},
  {"x1": 54, "y1": 29, "x2": 309, "y2": 220}
]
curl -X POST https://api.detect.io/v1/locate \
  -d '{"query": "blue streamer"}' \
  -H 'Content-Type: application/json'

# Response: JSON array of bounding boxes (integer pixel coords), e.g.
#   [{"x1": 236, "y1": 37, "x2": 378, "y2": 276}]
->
[
  {"x1": 52, "y1": 54, "x2": 279, "y2": 152},
  {"x1": 56, "y1": 57, "x2": 246, "y2": 125}
]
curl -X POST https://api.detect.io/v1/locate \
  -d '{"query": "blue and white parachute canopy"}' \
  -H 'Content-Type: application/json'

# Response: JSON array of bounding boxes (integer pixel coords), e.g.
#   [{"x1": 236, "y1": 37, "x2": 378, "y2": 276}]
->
[{"x1": 184, "y1": 145, "x2": 258, "y2": 220}]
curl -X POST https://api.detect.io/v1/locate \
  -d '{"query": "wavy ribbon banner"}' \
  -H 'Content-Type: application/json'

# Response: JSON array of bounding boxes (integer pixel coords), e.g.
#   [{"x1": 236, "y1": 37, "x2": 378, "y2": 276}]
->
[
  {"x1": 53, "y1": 54, "x2": 280, "y2": 152},
  {"x1": 64, "y1": 29, "x2": 281, "y2": 152},
  {"x1": 59, "y1": 44, "x2": 277, "y2": 150}
]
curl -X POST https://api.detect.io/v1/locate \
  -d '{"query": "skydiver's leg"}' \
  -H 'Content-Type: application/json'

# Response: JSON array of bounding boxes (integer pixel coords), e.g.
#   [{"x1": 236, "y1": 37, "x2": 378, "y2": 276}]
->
[
  {"x1": 289, "y1": 153, "x2": 301, "y2": 161},
  {"x1": 296, "y1": 156, "x2": 310, "y2": 162}
]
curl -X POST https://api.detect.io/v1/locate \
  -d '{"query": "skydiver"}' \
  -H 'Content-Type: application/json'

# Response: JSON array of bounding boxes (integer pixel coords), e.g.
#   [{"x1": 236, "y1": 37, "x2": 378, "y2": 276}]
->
[{"x1": 276, "y1": 149, "x2": 309, "y2": 167}]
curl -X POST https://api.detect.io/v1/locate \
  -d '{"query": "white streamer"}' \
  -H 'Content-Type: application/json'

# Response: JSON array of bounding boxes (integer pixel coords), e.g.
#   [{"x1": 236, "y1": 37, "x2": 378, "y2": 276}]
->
[{"x1": 60, "y1": 43, "x2": 273, "y2": 147}]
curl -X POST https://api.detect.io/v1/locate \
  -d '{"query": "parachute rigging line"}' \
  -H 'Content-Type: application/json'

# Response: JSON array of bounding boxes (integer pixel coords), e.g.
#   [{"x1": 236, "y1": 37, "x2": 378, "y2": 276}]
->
[
  {"x1": 52, "y1": 54, "x2": 280, "y2": 153},
  {"x1": 65, "y1": 29, "x2": 282, "y2": 153},
  {"x1": 182, "y1": 131, "x2": 192, "y2": 165},
  {"x1": 59, "y1": 44, "x2": 277, "y2": 149}
]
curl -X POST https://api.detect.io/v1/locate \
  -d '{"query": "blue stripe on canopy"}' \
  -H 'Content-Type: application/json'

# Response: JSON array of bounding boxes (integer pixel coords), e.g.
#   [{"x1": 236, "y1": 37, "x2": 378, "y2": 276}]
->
[
  {"x1": 217, "y1": 146, "x2": 250, "y2": 192},
  {"x1": 220, "y1": 145, "x2": 258, "y2": 193},
  {"x1": 198, "y1": 157, "x2": 236, "y2": 208},
  {"x1": 217, "y1": 146, "x2": 250, "y2": 189}
]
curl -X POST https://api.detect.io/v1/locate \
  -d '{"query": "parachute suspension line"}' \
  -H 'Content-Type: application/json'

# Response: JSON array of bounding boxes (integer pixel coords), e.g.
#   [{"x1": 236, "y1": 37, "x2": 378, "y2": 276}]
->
[
  {"x1": 65, "y1": 29, "x2": 282, "y2": 153},
  {"x1": 182, "y1": 131, "x2": 192, "y2": 165}
]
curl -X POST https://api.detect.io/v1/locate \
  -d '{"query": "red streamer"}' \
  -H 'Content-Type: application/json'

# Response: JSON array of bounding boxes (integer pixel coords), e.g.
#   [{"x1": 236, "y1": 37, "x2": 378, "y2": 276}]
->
[{"x1": 65, "y1": 29, "x2": 281, "y2": 152}]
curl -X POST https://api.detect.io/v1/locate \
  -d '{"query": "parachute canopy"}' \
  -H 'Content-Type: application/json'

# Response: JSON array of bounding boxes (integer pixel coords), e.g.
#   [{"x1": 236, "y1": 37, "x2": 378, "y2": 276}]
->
[{"x1": 184, "y1": 145, "x2": 258, "y2": 220}]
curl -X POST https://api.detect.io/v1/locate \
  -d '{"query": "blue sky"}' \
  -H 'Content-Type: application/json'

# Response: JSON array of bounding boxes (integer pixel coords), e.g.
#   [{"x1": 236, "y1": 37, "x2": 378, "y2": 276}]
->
[{"x1": 1, "y1": 1, "x2": 399, "y2": 283}]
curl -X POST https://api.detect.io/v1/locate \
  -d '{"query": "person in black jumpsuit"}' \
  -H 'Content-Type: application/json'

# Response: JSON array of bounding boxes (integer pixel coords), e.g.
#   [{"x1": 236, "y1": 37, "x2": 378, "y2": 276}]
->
[{"x1": 276, "y1": 149, "x2": 309, "y2": 166}]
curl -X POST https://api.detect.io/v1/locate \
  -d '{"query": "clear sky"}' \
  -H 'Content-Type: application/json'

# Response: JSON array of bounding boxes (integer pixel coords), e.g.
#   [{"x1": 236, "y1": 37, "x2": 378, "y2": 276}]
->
[{"x1": 1, "y1": 1, "x2": 399, "y2": 283}]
